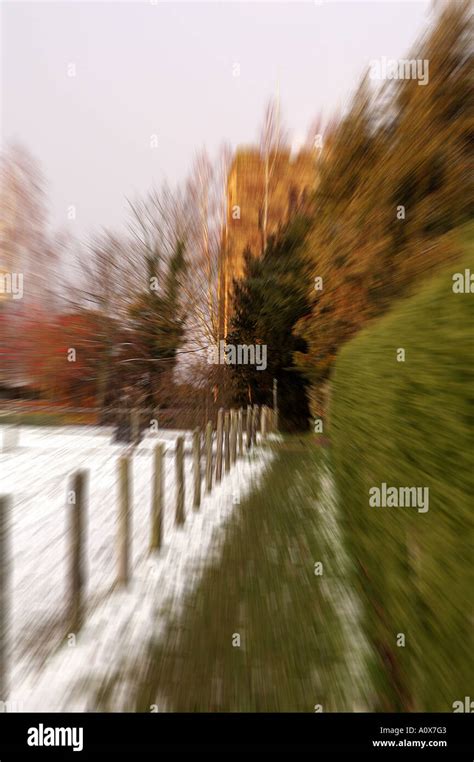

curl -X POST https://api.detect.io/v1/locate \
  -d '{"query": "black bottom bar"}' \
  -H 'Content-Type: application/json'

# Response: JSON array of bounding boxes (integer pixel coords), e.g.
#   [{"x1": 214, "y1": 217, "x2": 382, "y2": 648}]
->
[{"x1": 0, "y1": 712, "x2": 472, "y2": 758}]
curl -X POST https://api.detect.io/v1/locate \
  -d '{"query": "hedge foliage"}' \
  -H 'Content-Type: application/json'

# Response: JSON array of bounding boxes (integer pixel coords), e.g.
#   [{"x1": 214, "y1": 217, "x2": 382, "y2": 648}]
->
[{"x1": 331, "y1": 254, "x2": 474, "y2": 710}]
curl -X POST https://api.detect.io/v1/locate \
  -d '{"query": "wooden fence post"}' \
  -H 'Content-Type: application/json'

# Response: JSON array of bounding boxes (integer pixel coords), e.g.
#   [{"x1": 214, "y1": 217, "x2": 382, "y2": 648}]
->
[
  {"x1": 216, "y1": 408, "x2": 224, "y2": 482},
  {"x1": 175, "y1": 436, "x2": 185, "y2": 525},
  {"x1": 224, "y1": 411, "x2": 230, "y2": 473},
  {"x1": 150, "y1": 444, "x2": 164, "y2": 551},
  {"x1": 69, "y1": 470, "x2": 87, "y2": 632},
  {"x1": 205, "y1": 421, "x2": 213, "y2": 493},
  {"x1": 237, "y1": 408, "x2": 243, "y2": 457},
  {"x1": 246, "y1": 404, "x2": 252, "y2": 451},
  {"x1": 193, "y1": 428, "x2": 201, "y2": 510},
  {"x1": 230, "y1": 409, "x2": 237, "y2": 465},
  {"x1": 253, "y1": 404, "x2": 260, "y2": 446},
  {"x1": 118, "y1": 456, "x2": 131, "y2": 586},
  {"x1": 273, "y1": 377, "x2": 279, "y2": 432},
  {"x1": 131, "y1": 408, "x2": 140, "y2": 445},
  {"x1": 0, "y1": 496, "x2": 10, "y2": 699},
  {"x1": 1, "y1": 426, "x2": 19, "y2": 453}
]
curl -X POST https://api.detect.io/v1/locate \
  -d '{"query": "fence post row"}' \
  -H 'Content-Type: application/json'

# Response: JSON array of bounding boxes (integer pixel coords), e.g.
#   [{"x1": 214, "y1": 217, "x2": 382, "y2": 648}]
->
[
  {"x1": 69, "y1": 470, "x2": 87, "y2": 633},
  {"x1": 0, "y1": 402, "x2": 280, "y2": 682}
]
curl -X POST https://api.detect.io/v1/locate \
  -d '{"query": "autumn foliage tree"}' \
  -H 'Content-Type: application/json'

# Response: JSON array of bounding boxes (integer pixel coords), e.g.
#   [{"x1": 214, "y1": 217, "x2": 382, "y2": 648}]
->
[{"x1": 294, "y1": 0, "x2": 473, "y2": 413}]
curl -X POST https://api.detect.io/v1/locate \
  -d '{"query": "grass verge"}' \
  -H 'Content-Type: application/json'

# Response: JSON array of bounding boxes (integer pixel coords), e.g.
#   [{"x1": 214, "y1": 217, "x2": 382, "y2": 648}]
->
[{"x1": 134, "y1": 438, "x2": 370, "y2": 712}]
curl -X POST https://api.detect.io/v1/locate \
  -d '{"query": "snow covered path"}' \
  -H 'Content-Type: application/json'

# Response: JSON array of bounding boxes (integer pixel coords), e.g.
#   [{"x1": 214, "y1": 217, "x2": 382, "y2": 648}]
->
[{"x1": 0, "y1": 425, "x2": 274, "y2": 710}]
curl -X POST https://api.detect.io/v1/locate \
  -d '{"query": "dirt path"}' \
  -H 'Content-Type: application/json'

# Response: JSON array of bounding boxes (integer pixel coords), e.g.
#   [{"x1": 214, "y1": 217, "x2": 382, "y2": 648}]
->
[{"x1": 130, "y1": 437, "x2": 371, "y2": 712}]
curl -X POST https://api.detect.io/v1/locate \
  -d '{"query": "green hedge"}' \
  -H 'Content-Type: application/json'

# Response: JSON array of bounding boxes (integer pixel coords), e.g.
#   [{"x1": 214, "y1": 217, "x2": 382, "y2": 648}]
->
[{"x1": 330, "y1": 255, "x2": 473, "y2": 711}]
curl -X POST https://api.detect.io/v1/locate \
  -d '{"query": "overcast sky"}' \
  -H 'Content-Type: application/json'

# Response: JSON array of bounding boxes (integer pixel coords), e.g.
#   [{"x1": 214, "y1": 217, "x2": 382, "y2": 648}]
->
[{"x1": 2, "y1": 0, "x2": 432, "y2": 237}]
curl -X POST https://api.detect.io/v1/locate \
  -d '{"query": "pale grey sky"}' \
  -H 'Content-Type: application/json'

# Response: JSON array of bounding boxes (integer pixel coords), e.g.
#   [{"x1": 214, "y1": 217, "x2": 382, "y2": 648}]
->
[{"x1": 2, "y1": 0, "x2": 432, "y2": 236}]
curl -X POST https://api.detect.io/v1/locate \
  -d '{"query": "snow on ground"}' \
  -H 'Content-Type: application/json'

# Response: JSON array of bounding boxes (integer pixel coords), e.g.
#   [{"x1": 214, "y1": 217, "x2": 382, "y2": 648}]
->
[
  {"x1": 311, "y1": 457, "x2": 371, "y2": 711},
  {"x1": 0, "y1": 424, "x2": 274, "y2": 711}
]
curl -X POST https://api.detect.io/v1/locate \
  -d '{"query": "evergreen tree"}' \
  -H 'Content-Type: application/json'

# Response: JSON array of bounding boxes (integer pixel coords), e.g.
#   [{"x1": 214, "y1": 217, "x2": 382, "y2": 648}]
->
[
  {"x1": 128, "y1": 239, "x2": 187, "y2": 407},
  {"x1": 227, "y1": 217, "x2": 313, "y2": 432}
]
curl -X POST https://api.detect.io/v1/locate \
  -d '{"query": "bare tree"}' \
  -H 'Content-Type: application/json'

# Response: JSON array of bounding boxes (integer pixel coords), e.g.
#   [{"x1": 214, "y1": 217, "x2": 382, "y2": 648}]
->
[
  {"x1": 0, "y1": 143, "x2": 55, "y2": 308},
  {"x1": 259, "y1": 98, "x2": 288, "y2": 253},
  {"x1": 0, "y1": 144, "x2": 59, "y2": 390},
  {"x1": 121, "y1": 184, "x2": 190, "y2": 406},
  {"x1": 183, "y1": 145, "x2": 231, "y2": 348},
  {"x1": 77, "y1": 232, "x2": 133, "y2": 411}
]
